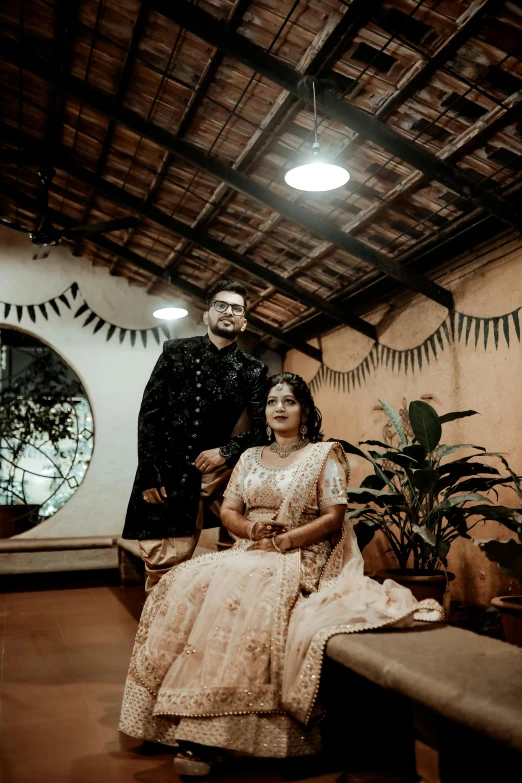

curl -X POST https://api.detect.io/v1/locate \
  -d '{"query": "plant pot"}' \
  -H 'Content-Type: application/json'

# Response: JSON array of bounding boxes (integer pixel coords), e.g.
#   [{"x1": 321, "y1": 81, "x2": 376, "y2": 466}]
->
[
  {"x1": 491, "y1": 596, "x2": 522, "y2": 648},
  {"x1": 376, "y1": 568, "x2": 455, "y2": 605},
  {"x1": 0, "y1": 504, "x2": 40, "y2": 538}
]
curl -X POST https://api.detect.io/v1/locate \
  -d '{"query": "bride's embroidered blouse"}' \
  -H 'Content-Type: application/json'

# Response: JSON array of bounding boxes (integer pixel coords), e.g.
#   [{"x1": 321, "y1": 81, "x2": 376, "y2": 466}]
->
[{"x1": 223, "y1": 445, "x2": 347, "y2": 524}]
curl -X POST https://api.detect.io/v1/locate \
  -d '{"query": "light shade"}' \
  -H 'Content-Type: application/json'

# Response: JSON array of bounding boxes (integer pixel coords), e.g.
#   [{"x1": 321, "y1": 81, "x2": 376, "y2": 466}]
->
[
  {"x1": 285, "y1": 160, "x2": 350, "y2": 192},
  {"x1": 153, "y1": 307, "x2": 188, "y2": 321}
]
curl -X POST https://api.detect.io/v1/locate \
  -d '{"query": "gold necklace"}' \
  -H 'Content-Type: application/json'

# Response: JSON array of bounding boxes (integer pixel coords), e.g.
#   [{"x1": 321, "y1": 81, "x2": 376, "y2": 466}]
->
[{"x1": 269, "y1": 438, "x2": 310, "y2": 459}]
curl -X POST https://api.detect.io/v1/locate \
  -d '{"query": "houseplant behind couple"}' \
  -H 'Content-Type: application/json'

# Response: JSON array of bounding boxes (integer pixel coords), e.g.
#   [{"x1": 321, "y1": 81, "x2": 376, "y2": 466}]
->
[{"x1": 120, "y1": 372, "x2": 442, "y2": 776}]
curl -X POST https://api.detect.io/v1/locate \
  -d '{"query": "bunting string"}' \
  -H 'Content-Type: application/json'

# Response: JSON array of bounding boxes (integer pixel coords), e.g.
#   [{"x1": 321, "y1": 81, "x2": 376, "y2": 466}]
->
[
  {"x1": 1, "y1": 285, "x2": 521, "y2": 370},
  {"x1": 309, "y1": 308, "x2": 522, "y2": 395},
  {"x1": 0, "y1": 282, "x2": 172, "y2": 348}
]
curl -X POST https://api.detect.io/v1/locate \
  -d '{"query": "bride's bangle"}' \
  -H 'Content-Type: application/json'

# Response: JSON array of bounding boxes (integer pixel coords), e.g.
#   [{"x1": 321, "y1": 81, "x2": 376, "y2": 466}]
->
[
  {"x1": 272, "y1": 536, "x2": 283, "y2": 553},
  {"x1": 248, "y1": 521, "x2": 258, "y2": 541}
]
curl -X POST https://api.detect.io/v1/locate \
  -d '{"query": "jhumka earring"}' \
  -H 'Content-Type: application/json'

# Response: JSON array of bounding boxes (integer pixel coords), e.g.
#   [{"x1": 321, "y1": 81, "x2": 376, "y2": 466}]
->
[
  {"x1": 300, "y1": 423, "x2": 308, "y2": 437},
  {"x1": 266, "y1": 425, "x2": 273, "y2": 440}
]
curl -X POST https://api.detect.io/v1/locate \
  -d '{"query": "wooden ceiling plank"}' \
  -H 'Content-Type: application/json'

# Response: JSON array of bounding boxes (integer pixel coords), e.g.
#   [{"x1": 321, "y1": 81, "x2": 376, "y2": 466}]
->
[
  {"x1": 1, "y1": 37, "x2": 454, "y2": 311},
  {"x1": 0, "y1": 179, "x2": 321, "y2": 360},
  {"x1": 149, "y1": 0, "x2": 521, "y2": 230},
  {"x1": 1, "y1": 123, "x2": 377, "y2": 338}
]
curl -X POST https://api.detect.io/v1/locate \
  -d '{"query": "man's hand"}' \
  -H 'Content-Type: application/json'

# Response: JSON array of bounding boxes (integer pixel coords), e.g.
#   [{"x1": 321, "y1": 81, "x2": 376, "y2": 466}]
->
[
  {"x1": 142, "y1": 487, "x2": 167, "y2": 504},
  {"x1": 195, "y1": 448, "x2": 226, "y2": 474}
]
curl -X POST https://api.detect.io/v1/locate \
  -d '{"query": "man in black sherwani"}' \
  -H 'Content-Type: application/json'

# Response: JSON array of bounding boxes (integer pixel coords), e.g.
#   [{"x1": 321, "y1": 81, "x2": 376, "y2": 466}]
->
[{"x1": 122, "y1": 280, "x2": 267, "y2": 592}]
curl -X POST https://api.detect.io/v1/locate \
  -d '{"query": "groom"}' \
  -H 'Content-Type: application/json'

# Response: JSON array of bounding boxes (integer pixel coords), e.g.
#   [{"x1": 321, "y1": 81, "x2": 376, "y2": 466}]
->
[{"x1": 122, "y1": 280, "x2": 268, "y2": 592}]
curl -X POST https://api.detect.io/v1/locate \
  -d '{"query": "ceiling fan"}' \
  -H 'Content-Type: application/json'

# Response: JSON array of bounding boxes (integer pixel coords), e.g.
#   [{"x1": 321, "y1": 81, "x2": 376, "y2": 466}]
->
[{"x1": 0, "y1": 164, "x2": 138, "y2": 259}]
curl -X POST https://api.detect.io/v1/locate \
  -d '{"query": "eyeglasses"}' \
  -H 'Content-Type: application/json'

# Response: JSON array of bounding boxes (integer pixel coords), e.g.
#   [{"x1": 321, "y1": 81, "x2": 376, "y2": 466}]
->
[{"x1": 209, "y1": 300, "x2": 246, "y2": 317}]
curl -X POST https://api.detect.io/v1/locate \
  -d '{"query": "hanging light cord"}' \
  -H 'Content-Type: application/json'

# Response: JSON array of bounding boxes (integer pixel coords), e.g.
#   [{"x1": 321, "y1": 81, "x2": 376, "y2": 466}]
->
[{"x1": 312, "y1": 80, "x2": 320, "y2": 154}]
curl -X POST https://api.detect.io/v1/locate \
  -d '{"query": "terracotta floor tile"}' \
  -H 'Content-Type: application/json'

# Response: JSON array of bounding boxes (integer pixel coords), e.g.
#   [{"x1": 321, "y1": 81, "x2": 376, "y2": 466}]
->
[
  {"x1": 55, "y1": 607, "x2": 138, "y2": 630},
  {"x1": 3, "y1": 609, "x2": 62, "y2": 637},
  {"x1": 79, "y1": 670, "x2": 127, "y2": 720},
  {"x1": 1, "y1": 630, "x2": 76, "y2": 683},
  {"x1": 66, "y1": 637, "x2": 135, "y2": 676},
  {"x1": 61, "y1": 622, "x2": 136, "y2": 647},
  {"x1": 0, "y1": 679, "x2": 88, "y2": 726},
  {"x1": 0, "y1": 713, "x2": 102, "y2": 757},
  {"x1": 0, "y1": 749, "x2": 114, "y2": 783}
]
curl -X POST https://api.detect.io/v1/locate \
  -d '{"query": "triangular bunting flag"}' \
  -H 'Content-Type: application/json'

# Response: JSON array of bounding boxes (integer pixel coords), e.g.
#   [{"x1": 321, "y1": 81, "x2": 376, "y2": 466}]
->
[
  {"x1": 106, "y1": 324, "x2": 117, "y2": 342},
  {"x1": 75, "y1": 303, "x2": 89, "y2": 319},
  {"x1": 130, "y1": 330, "x2": 137, "y2": 347},
  {"x1": 429, "y1": 334, "x2": 437, "y2": 359},
  {"x1": 28, "y1": 305, "x2": 36, "y2": 323},
  {"x1": 484, "y1": 320, "x2": 490, "y2": 350},
  {"x1": 424, "y1": 340, "x2": 430, "y2": 364},
  {"x1": 404, "y1": 351, "x2": 409, "y2": 374},
  {"x1": 457, "y1": 312, "x2": 464, "y2": 342},
  {"x1": 93, "y1": 319, "x2": 105, "y2": 335},
  {"x1": 59, "y1": 294, "x2": 71, "y2": 309},
  {"x1": 465, "y1": 315, "x2": 472, "y2": 345},
  {"x1": 83, "y1": 312, "x2": 97, "y2": 327},
  {"x1": 513, "y1": 310, "x2": 520, "y2": 342},
  {"x1": 449, "y1": 311, "x2": 456, "y2": 341},
  {"x1": 502, "y1": 314, "x2": 510, "y2": 347},
  {"x1": 4, "y1": 303, "x2": 11, "y2": 318},
  {"x1": 436, "y1": 328, "x2": 444, "y2": 350},
  {"x1": 16, "y1": 305, "x2": 23, "y2": 322},
  {"x1": 161, "y1": 325, "x2": 170, "y2": 339},
  {"x1": 152, "y1": 327, "x2": 161, "y2": 345},
  {"x1": 474, "y1": 318, "x2": 480, "y2": 348},
  {"x1": 119, "y1": 329, "x2": 127, "y2": 344},
  {"x1": 442, "y1": 320, "x2": 450, "y2": 344},
  {"x1": 38, "y1": 303, "x2": 48, "y2": 320},
  {"x1": 417, "y1": 345, "x2": 422, "y2": 371},
  {"x1": 140, "y1": 330, "x2": 148, "y2": 348},
  {"x1": 70, "y1": 283, "x2": 79, "y2": 299},
  {"x1": 493, "y1": 317, "x2": 499, "y2": 349},
  {"x1": 49, "y1": 298, "x2": 60, "y2": 316}
]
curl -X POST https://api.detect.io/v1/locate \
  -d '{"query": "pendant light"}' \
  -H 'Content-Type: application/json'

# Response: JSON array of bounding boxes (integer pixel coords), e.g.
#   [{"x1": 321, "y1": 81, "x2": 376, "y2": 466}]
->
[
  {"x1": 284, "y1": 81, "x2": 350, "y2": 192},
  {"x1": 153, "y1": 307, "x2": 188, "y2": 320}
]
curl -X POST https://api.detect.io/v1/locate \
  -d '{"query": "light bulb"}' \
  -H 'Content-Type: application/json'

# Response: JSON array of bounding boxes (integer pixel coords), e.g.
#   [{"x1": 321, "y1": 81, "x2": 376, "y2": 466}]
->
[
  {"x1": 153, "y1": 307, "x2": 188, "y2": 320},
  {"x1": 285, "y1": 161, "x2": 350, "y2": 192}
]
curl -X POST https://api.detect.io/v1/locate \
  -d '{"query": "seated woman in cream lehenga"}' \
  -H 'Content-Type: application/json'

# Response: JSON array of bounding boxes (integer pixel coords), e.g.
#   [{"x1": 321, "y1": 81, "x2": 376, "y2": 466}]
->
[{"x1": 120, "y1": 372, "x2": 442, "y2": 776}]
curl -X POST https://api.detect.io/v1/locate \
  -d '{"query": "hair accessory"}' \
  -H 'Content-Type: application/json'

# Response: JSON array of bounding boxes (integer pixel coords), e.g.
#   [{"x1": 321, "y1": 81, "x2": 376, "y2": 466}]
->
[{"x1": 276, "y1": 383, "x2": 284, "y2": 391}]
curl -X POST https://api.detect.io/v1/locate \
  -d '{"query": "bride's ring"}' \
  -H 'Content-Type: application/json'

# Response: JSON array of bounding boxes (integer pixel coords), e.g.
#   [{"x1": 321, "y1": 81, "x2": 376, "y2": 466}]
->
[{"x1": 267, "y1": 525, "x2": 272, "y2": 531}]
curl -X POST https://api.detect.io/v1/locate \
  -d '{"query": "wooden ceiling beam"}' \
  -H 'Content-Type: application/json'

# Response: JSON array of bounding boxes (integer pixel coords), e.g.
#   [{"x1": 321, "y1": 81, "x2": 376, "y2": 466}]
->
[
  {"x1": 0, "y1": 124, "x2": 376, "y2": 338},
  {"x1": 73, "y1": 2, "x2": 151, "y2": 257},
  {"x1": 0, "y1": 180, "x2": 321, "y2": 361},
  {"x1": 153, "y1": 0, "x2": 385, "y2": 287},
  {"x1": 0, "y1": 38, "x2": 453, "y2": 310},
  {"x1": 114, "y1": 0, "x2": 253, "y2": 278},
  {"x1": 149, "y1": 0, "x2": 522, "y2": 231}
]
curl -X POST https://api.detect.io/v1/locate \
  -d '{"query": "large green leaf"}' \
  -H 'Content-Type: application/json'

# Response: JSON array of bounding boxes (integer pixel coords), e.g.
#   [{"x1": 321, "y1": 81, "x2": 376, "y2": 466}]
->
[
  {"x1": 354, "y1": 520, "x2": 378, "y2": 551},
  {"x1": 360, "y1": 439, "x2": 399, "y2": 450},
  {"x1": 434, "y1": 493, "x2": 492, "y2": 511},
  {"x1": 327, "y1": 438, "x2": 370, "y2": 462},
  {"x1": 477, "y1": 538, "x2": 522, "y2": 583},
  {"x1": 409, "y1": 400, "x2": 442, "y2": 453},
  {"x1": 436, "y1": 444, "x2": 485, "y2": 459},
  {"x1": 411, "y1": 467, "x2": 438, "y2": 492},
  {"x1": 438, "y1": 410, "x2": 479, "y2": 425},
  {"x1": 346, "y1": 487, "x2": 403, "y2": 506},
  {"x1": 373, "y1": 451, "x2": 419, "y2": 470},
  {"x1": 378, "y1": 399, "x2": 409, "y2": 448},
  {"x1": 412, "y1": 524, "x2": 437, "y2": 546},
  {"x1": 402, "y1": 444, "x2": 427, "y2": 463}
]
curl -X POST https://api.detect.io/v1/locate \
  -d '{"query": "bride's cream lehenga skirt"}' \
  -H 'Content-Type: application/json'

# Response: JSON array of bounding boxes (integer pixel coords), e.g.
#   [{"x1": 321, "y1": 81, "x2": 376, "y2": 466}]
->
[
  {"x1": 120, "y1": 443, "x2": 442, "y2": 757},
  {"x1": 120, "y1": 540, "x2": 326, "y2": 756}
]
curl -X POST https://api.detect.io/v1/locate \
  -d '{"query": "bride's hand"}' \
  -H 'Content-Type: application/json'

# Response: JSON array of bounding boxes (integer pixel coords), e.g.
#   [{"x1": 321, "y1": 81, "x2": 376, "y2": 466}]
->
[
  {"x1": 252, "y1": 520, "x2": 287, "y2": 541},
  {"x1": 251, "y1": 536, "x2": 279, "y2": 552}
]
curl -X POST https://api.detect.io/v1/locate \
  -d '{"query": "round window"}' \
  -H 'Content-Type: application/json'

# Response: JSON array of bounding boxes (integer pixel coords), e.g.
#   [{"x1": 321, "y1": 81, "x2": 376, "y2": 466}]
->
[{"x1": 0, "y1": 328, "x2": 94, "y2": 536}]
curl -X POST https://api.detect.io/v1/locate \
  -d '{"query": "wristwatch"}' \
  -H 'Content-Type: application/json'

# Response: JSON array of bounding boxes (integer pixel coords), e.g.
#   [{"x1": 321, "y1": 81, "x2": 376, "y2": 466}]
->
[{"x1": 219, "y1": 444, "x2": 234, "y2": 460}]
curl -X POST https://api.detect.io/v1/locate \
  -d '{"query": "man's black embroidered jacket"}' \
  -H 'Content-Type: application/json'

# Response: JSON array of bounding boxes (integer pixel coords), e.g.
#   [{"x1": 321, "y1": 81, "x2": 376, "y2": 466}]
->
[{"x1": 122, "y1": 335, "x2": 267, "y2": 540}]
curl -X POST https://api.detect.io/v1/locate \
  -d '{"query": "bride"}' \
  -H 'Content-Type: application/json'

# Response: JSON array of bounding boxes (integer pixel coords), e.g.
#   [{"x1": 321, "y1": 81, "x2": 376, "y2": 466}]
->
[{"x1": 120, "y1": 372, "x2": 441, "y2": 775}]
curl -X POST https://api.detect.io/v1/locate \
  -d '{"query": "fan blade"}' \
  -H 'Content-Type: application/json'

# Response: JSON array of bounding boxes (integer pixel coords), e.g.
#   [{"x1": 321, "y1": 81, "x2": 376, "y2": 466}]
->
[
  {"x1": 62, "y1": 216, "x2": 139, "y2": 236},
  {"x1": 0, "y1": 218, "x2": 32, "y2": 233},
  {"x1": 0, "y1": 150, "x2": 43, "y2": 166}
]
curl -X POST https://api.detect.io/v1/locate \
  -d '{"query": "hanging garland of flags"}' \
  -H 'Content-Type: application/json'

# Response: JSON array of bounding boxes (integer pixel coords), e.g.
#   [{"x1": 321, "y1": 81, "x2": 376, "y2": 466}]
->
[
  {"x1": 2, "y1": 283, "x2": 521, "y2": 367},
  {"x1": 309, "y1": 306, "x2": 522, "y2": 395},
  {"x1": 0, "y1": 282, "x2": 172, "y2": 348}
]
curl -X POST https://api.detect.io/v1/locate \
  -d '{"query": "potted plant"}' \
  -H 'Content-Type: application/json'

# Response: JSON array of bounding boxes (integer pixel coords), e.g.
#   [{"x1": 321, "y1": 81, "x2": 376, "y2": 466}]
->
[
  {"x1": 339, "y1": 399, "x2": 521, "y2": 606},
  {"x1": 473, "y1": 457, "x2": 522, "y2": 646},
  {"x1": 0, "y1": 347, "x2": 82, "y2": 536}
]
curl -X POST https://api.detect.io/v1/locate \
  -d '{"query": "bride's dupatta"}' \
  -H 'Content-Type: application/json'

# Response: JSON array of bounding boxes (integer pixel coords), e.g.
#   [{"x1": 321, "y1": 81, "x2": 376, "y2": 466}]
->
[{"x1": 282, "y1": 443, "x2": 443, "y2": 725}]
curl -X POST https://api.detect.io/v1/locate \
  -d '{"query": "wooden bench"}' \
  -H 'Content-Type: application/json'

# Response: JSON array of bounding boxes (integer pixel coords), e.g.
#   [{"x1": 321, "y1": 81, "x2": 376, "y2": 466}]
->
[
  {"x1": 325, "y1": 623, "x2": 522, "y2": 782},
  {"x1": 0, "y1": 536, "x2": 119, "y2": 574}
]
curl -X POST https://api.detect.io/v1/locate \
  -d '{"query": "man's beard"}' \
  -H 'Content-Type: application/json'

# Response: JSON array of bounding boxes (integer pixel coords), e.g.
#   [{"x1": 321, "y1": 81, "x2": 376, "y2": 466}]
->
[{"x1": 209, "y1": 318, "x2": 241, "y2": 339}]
